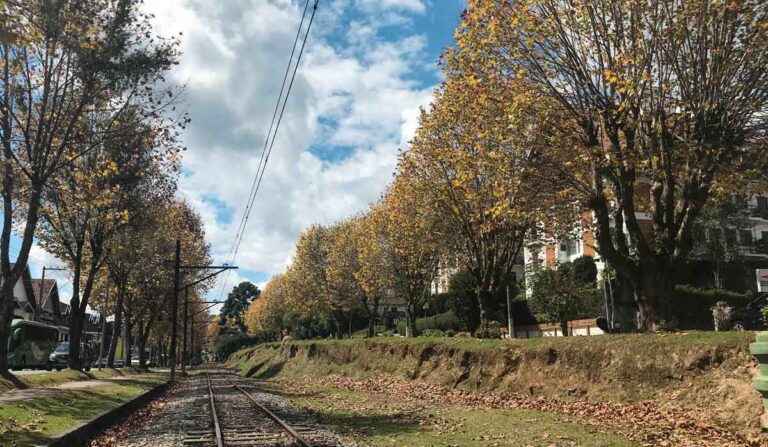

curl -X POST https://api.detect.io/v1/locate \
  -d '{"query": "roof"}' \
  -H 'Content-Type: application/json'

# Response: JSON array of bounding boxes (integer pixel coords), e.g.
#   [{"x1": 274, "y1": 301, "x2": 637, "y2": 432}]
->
[
  {"x1": 5, "y1": 263, "x2": 36, "y2": 309},
  {"x1": 30, "y1": 279, "x2": 58, "y2": 310}
]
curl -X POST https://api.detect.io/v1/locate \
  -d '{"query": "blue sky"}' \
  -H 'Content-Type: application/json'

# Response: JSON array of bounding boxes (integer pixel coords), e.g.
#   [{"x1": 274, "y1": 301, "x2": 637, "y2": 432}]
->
[{"x1": 11, "y1": 0, "x2": 466, "y2": 309}]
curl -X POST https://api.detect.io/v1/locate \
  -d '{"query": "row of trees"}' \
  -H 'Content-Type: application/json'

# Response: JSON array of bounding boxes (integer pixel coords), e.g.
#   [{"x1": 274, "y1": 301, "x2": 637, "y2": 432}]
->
[
  {"x1": 243, "y1": 0, "x2": 768, "y2": 337},
  {"x1": 0, "y1": 0, "x2": 212, "y2": 370}
]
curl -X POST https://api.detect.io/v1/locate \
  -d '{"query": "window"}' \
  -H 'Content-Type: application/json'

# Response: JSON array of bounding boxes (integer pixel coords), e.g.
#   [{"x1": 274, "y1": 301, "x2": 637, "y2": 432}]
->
[
  {"x1": 758, "y1": 197, "x2": 768, "y2": 219},
  {"x1": 10, "y1": 328, "x2": 22, "y2": 350},
  {"x1": 740, "y1": 230, "x2": 753, "y2": 245},
  {"x1": 761, "y1": 281, "x2": 768, "y2": 292},
  {"x1": 24, "y1": 324, "x2": 57, "y2": 343}
]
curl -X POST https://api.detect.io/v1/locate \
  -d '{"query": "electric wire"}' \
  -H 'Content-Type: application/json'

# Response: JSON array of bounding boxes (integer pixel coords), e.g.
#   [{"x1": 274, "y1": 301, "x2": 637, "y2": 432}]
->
[
  {"x1": 215, "y1": 0, "x2": 319, "y2": 303},
  {"x1": 213, "y1": 0, "x2": 313, "y2": 302}
]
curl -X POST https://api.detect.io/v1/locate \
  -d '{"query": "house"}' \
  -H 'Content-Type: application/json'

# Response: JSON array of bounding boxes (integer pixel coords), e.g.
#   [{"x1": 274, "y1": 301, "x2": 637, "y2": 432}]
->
[
  {"x1": 30, "y1": 278, "x2": 64, "y2": 327},
  {"x1": 747, "y1": 196, "x2": 768, "y2": 292},
  {"x1": 522, "y1": 191, "x2": 768, "y2": 331},
  {"x1": 6, "y1": 263, "x2": 67, "y2": 328},
  {"x1": 9, "y1": 263, "x2": 37, "y2": 321},
  {"x1": 379, "y1": 296, "x2": 407, "y2": 329}
]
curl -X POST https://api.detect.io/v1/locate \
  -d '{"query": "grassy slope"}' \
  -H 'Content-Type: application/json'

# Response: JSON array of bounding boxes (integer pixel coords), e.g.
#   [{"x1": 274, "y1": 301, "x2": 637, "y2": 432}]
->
[
  {"x1": 0, "y1": 367, "x2": 150, "y2": 391},
  {"x1": 227, "y1": 331, "x2": 760, "y2": 438},
  {"x1": 0, "y1": 375, "x2": 166, "y2": 446}
]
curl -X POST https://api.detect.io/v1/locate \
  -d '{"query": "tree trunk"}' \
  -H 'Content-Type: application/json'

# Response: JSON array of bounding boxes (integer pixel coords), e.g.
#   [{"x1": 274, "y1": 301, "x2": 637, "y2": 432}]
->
[
  {"x1": 1, "y1": 190, "x2": 44, "y2": 372},
  {"x1": 138, "y1": 315, "x2": 154, "y2": 368},
  {"x1": 610, "y1": 273, "x2": 638, "y2": 333},
  {"x1": 477, "y1": 288, "x2": 491, "y2": 332},
  {"x1": 138, "y1": 333, "x2": 147, "y2": 368},
  {"x1": 367, "y1": 317, "x2": 375, "y2": 338},
  {"x1": 0, "y1": 280, "x2": 16, "y2": 372},
  {"x1": 124, "y1": 318, "x2": 133, "y2": 369},
  {"x1": 68, "y1": 254, "x2": 84, "y2": 370},
  {"x1": 405, "y1": 308, "x2": 417, "y2": 337},
  {"x1": 69, "y1": 316, "x2": 84, "y2": 370},
  {"x1": 634, "y1": 267, "x2": 672, "y2": 332},
  {"x1": 334, "y1": 317, "x2": 342, "y2": 340},
  {"x1": 107, "y1": 291, "x2": 125, "y2": 368},
  {"x1": 560, "y1": 320, "x2": 569, "y2": 337}
]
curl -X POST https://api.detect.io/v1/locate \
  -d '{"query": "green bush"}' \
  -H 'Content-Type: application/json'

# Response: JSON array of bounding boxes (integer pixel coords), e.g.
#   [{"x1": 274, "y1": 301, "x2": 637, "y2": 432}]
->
[
  {"x1": 670, "y1": 285, "x2": 751, "y2": 330},
  {"x1": 215, "y1": 334, "x2": 261, "y2": 361},
  {"x1": 396, "y1": 310, "x2": 464, "y2": 336},
  {"x1": 473, "y1": 320, "x2": 503, "y2": 339}
]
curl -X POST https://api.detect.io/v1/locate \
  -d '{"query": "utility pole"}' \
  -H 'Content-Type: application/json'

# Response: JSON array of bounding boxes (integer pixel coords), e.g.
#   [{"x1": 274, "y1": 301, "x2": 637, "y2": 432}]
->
[
  {"x1": 182, "y1": 287, "x2": 188, "y2": 373},
  {"x1": 36, "y1": 266, "x2": 65, "y2": 321},
  {"x1": 170, "y1": 239, "x2": 181, "y2": 382},
  {"x1": 506, "y1": 285, "x2": 515, "y2": 339},
  {"x1": 166, "y1": 243, "x2": 236, "y2": 380}
]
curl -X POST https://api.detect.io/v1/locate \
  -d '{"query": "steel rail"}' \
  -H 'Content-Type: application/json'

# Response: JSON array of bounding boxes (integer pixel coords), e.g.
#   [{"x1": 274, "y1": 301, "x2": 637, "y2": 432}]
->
[
  {"x1": 228, "y1": 378, "x2": 313, "y2": 447},
  {"x1": 206, "y1": 373, "x2": 225, "y2": 447}
]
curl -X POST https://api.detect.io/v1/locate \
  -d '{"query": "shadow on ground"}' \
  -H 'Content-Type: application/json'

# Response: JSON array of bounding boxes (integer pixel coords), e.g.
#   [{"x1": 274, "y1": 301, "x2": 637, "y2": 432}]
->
[
  {"x1": 0, "y1": 384, "x2": 144, "y2": 445},
  {"x1": 0, "y1": 371, "x2": 28, "y2": 389}
]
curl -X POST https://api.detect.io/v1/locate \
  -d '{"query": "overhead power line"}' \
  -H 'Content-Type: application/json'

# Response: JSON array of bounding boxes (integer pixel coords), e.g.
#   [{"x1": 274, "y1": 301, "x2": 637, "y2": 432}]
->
[{"x1": 215, "y1": 0, "x2": 320, "y2": 302}]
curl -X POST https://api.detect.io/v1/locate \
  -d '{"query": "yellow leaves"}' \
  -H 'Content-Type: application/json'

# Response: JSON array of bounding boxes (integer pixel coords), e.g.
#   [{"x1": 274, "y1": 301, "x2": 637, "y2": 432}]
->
[{"x1": 603, "y1": 69, "x2": 619, "y2": 85}]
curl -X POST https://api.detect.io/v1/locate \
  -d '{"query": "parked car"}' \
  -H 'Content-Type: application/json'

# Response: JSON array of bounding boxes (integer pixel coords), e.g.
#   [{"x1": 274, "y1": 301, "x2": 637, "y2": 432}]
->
[
  {"x1": 731, "y1": 293, "x2": 768, "y2": 331},
  {"x1": 47, "y1": 342, "x2": 92, "y2": 371}
]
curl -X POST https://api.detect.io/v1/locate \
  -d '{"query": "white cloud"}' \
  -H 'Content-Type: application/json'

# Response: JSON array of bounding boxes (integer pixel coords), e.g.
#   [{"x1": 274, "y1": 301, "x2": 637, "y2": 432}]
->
[{"x1": 144, "y1": 0, "x2": 440, "y2": 292}]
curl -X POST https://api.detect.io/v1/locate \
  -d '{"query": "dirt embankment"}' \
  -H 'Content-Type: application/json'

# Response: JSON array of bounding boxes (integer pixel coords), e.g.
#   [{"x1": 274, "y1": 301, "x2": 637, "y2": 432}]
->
[{"x1": 227, "y1": 332, "x2": 762, "y2": 441}]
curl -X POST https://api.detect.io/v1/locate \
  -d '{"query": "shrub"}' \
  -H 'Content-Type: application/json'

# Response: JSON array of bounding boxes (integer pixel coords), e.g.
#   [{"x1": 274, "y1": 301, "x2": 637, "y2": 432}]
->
[
  {"x1": 396, "y1": 310, "x2": 464, "y2": 336},
  {"x1": 572, "y1": 255, "x2": 598, "y2": 285},
  {"x1": 215, "y1": 334, "x2": 261, "y2": 361},
  {"x1": 422, "y1": 329, "x2": 446, "y2": 337},
  {"x1": 528, "y1": 264, "x2": 600, "y2": 334},
  {"x1": 448, "y1": 270, "x2": 481, "y2": 331},
  {"x1": 670, "y1": 285, "x2": 751, "y2": 330},
  {"x1": 474, "y1": 320, "x2": 503, "y2": 339}
]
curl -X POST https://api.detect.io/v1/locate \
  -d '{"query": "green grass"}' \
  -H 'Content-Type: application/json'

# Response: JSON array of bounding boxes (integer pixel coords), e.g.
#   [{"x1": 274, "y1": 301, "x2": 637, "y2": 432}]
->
[
  {"x1": 275, "y1": 330, "x2": 754, "y2": 349},
  {"x1": 0, "y1": 367, "x2": 151, "y2": 391},
  {"x1": 279, "y1": 383, "x2": 639, "y2": 447},
  {"x1": 0, "y1": 375, "x2": 166, "y2": 446}
]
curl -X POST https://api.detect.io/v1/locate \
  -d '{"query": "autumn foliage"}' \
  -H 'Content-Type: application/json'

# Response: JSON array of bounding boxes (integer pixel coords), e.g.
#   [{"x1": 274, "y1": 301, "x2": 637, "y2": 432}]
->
[{"x1": 245, "y1": 0, "x2": 768, "y2": 338}]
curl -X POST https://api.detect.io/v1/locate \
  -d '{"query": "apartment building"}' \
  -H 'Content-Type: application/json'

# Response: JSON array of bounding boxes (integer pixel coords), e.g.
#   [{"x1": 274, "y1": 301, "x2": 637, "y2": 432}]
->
[{"x1": 523, "y1": 194, "x2": 768, "y2": 294}]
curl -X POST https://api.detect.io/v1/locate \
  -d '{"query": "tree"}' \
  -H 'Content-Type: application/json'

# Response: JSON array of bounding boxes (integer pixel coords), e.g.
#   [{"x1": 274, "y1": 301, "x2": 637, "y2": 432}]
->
[
  {"x1": 529, "y1": 263, "x2": 599, "y2": 336},
  {"x1": 446, "y1": 270, "x2": 480, "y2": 332},
  {"x1": 400, "y1": 65, "x2": 566, "y2": 333},
  {"x1": 37, "y1": 116, "x2": 179, "y2": 369},
  {"x1": 327, "y1": 216, "x2": 380, "y2": 338},
  {"x1": 692, "y1": 197, "x2": 752, "y2": 289},
  {"x1": 460, "y1": 0, "x2": 768, "y2": 330},
  {"x1": 378, "y1": 174, "x2": 443, "y2": 337},
  {"x1": 0, "y1": 0, "x2": 182, "y2": 371},
  {"x1": 220, "y1": 281, "x2": 261, "y2": 335},
  {"x1": 291, "y1": 224, "x2": 358, "y2": 338},
  {"x1": 572, "y1": 256, "x2": 598, "y2": 287},
  {"x1": 245, "y1": 273, "x2": 291, "y2": 340}
]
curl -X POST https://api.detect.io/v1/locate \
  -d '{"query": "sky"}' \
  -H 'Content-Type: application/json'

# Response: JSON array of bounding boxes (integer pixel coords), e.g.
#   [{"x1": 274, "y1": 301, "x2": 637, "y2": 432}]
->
[{"x1": 10, "y1": 0, "x2": 467, "y2": 309}]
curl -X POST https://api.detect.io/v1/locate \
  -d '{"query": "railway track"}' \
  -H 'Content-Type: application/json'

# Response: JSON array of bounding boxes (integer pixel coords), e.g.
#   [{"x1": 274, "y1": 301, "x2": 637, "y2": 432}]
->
[{"x1": 183, "y1": 371, "x2": 336, "y2": 447}]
